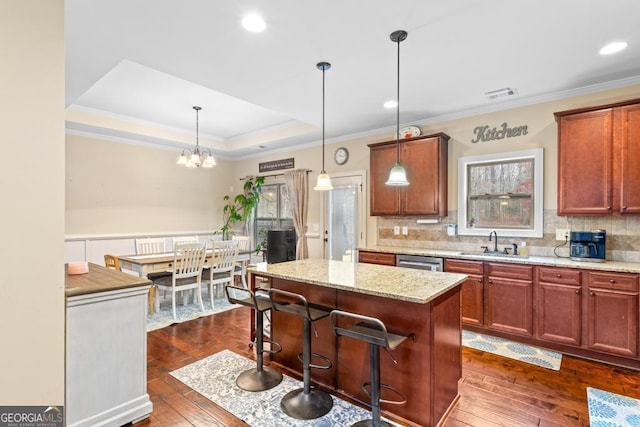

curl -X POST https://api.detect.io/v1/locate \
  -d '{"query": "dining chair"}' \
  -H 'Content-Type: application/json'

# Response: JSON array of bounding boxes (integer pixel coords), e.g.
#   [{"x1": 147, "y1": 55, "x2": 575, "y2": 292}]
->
[
  {"x1": 135, "y1": 237, "x2": 166, "y2": 255},
  {"x1": 104, "y1": 254, "x2": 121, "y2": 271},
  {"x1": 151, "y1": 242, "x2": 207, "y2": 320},
  {"x1": 172, "y1": 235, "x2": 199, "y2": 246},
  {"x1": 202, "y1": 239, "x2": 239, "y2": 308},
  {"x1": 231, "y1": 235, "x2": 251, "y2": 288}
]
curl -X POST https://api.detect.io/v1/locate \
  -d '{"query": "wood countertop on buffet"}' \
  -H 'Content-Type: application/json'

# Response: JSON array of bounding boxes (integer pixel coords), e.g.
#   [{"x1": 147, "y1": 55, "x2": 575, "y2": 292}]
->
[{"x1": 65, "y1": 262, "x2": 151, "y2": 297}]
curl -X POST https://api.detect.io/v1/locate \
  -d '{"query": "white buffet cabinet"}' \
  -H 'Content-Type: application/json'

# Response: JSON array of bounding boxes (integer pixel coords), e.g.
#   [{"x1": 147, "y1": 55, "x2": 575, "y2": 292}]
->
[{"x1": 66, "y1": 263, "x2": 152, "y2": 427}]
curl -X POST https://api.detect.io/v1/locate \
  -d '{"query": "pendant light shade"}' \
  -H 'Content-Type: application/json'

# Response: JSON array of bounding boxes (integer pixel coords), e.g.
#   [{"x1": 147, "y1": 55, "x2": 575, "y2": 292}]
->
[
  {"x1": 314, "y1": 61, "x2": 333, "y2": 191},
  {"x1": 177, "y1": 106, "x2": 216, "y2": 168},
  {"x1": 385, "y1": 30, "x2": 410, "y2": 186}
]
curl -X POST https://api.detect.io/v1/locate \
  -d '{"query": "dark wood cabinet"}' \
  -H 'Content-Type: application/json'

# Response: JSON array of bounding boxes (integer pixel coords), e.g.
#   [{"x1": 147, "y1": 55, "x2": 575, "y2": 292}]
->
[
  {"x1": 445, "y1": 259, "x2": 484, "y2": 326},
  {"x1": 485, "y1": 262, "x2": 534, "y2": 337},
  {"x1": 586, "y1": 271, "x2": 639, "y2": 358},
  {"x1": 555, "y1": 98, "x2": 640, "y2": 215},
  {"x1": 369, "y1": 133, "x2": 449, "y2": 216},
  {"x1": 536, "y1": 267, "x2": 582, "y2": 346},
  {"x1": 358, "y1": 250, "x2": 396, "y2": 266}
]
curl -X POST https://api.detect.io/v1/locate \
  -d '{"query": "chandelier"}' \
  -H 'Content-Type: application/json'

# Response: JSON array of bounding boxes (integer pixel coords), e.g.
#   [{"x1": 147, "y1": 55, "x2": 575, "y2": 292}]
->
[{"x1": 177, "y1": 106, "x2": 216, "y2": 168}]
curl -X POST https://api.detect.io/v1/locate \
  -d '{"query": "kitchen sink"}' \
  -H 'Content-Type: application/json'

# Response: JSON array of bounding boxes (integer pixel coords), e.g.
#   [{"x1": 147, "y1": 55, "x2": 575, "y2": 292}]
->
[{"x1": 457, "y1": 251, "x2": 529, "y2": 259}]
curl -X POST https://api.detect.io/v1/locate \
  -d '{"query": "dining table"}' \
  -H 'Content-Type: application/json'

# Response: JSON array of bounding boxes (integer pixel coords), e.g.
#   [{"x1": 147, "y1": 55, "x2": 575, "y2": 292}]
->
[{"x1": 118, "y1": 248, "x2": 253, "y2": 313}]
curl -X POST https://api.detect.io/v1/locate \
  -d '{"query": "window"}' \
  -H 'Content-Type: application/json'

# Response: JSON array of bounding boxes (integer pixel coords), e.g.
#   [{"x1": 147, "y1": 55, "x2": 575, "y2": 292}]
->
[
  {"x1": 254, "y1": 183, "x2": 293, "y2": 248},
  {"x1": 457, "y1": 148, "x2": 543, "y2": 237}
]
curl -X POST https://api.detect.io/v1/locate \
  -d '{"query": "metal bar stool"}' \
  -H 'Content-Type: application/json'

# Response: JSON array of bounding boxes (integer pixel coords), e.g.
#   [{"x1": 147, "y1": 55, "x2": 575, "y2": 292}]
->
[
  {"x1": 225, "y1": 285, "x2": 283, "y2": 391},
  {"x1": 268, "y1": 288, "x2": 334, "y2": 420},
  {"x1": 330, "y1": 310, "x2": 413, "y2": 427}
]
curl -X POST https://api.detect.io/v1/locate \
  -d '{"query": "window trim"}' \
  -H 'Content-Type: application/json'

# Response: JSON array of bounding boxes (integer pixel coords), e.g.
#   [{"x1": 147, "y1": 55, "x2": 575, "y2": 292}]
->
[{"x1": 457, "y1": 148, "x2": 543, "y2": 238}]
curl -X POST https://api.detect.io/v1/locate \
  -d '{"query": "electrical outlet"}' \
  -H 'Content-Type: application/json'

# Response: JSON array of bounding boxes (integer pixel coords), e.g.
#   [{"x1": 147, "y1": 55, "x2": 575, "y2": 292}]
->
[
  {"x1": 556, "y1": 228, "x2": 570, "y2": 241},
  {"x1": 402, "y1": 226, "x2": 408, "y2": 235},
  {"x1": 393, "y1": 226, "x2": 400, "y2": 235}
]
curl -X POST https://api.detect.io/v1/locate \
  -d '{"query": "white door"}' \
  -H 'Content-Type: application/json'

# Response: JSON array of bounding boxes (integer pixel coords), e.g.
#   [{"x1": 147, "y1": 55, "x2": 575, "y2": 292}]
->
[{"x1": 324, "y1": 171, "x2": 366, "y2": 261}]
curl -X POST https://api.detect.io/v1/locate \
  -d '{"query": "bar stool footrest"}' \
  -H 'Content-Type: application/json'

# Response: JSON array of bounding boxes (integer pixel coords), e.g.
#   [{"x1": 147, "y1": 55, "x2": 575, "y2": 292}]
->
[
  {"x1": 362, "y1": 382, "x2": 407, "y2": 406},
  {"x1": 297, "y1": 352, "x2": 333, "y2": 370},
  {"x1": 259, "y1": 338, "x2": 282, "y2": 355}
]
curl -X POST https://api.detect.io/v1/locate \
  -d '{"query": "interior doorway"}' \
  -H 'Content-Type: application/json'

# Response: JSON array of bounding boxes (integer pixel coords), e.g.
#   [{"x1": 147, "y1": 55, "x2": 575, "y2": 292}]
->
[{"x1": 324, "y1": 171, "x2": 366, "y2": 261}]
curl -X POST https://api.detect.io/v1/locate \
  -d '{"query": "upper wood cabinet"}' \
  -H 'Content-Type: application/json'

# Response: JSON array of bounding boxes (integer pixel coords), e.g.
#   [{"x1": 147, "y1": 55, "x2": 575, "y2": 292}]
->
[
  {"x1": 369, "y1": 133, "x2": 450, "y2": 216},
  {"x1": 555, "y1": 99, "x2": 640, "y2": 215}
]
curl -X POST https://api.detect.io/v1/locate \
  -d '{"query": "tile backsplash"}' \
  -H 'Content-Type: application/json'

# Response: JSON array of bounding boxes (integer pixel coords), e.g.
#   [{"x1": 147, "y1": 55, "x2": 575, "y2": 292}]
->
[{"x1": 376, "y1": 210, "x2": 640, "y2": 263}]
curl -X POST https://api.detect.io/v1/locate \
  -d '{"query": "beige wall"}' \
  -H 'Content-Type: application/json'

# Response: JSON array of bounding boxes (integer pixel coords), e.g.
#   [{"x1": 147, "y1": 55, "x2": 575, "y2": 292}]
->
[
  {"x1": 0, "y1": 1, "x2": 65, "y2": 404},
  {"x1": 66, "y1": 135, "x2": 235, "y2": 236}
]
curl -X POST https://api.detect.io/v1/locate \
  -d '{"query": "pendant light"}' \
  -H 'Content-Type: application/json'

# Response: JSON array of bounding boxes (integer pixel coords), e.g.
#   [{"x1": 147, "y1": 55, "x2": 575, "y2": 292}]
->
[
  {"x1": 385, "y1": 30, "x2": 410, "y2": 186},
  {"x1": 314, "y1": 61, "x2": 333, "y2": 191},
  {"x1": 177, "y1": 106, "x2": 216, "y2": 168}
]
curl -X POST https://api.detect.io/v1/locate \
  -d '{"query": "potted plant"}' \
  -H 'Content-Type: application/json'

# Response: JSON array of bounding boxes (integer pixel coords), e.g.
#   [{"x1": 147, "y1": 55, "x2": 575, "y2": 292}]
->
[{"x1": 217, "y1": 176, "x2": 265, "y2": 241}]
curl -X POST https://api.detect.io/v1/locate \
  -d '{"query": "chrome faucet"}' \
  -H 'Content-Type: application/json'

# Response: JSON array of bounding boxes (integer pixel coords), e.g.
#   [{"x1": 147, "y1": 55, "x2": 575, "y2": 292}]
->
[{"x1": 488, "y1": 231, "x2": 498, "y2": 252}]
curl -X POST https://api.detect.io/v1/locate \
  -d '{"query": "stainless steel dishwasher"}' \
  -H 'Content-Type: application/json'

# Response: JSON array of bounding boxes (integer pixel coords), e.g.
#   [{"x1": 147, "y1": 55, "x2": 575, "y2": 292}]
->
[{"x1": 395, "y1": 254, "x2": 444, "y2": 271}]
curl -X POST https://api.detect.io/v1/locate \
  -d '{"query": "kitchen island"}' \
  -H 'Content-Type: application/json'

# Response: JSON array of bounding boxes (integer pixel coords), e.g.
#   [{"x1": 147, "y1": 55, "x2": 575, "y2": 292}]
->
[{"x1": 249, "y1": 259, "x2": 467, "y2": 427}]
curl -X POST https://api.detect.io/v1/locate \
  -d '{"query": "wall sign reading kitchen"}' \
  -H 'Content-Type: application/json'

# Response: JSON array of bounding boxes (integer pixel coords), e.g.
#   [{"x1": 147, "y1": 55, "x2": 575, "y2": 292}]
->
[{"x1": 471, "y1": 122, "x2": 528, "y2": 143}]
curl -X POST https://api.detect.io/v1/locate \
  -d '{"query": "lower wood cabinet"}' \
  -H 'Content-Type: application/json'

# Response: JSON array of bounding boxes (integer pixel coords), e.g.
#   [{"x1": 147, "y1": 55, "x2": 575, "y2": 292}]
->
[
  {"x1": 536, "y1": 267, "x2": 582, "y2": 346},
  {"x1": 445, "y1": 259, "x2": 483, "y2": 326},
  {"x1": 358, "y1": 250, "x2": 396, "y2": 266},
  {"x1": 485, "y1": 262, "x2": 534, "y2": 337},
  {"x1": 586, "y1": 271, "x2": 639, "y2": 358},
  {"x1": 447, "y1": 257, "x2": 640, "y2": 365}
]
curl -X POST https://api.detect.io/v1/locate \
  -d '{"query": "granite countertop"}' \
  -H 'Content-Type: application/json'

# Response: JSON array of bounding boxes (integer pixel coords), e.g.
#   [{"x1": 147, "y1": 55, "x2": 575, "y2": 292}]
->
[
  {"x1": 359, "y1": 246, "x2": 640, "y2": 274},
  {"x1": 65, "y1": 263, "x2": 152, "y2": 297},
  {"x1": 249, "y1": 259, "x2": 466, "y2": 304}
]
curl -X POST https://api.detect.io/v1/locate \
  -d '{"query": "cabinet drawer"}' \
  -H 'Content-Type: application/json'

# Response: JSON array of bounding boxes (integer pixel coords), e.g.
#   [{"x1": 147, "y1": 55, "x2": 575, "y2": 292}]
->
[
  {"x1": 587, "y1": 271, "x2": 639, "y2": 292},
  {"x1": 486, "y1": 263, "x2": 533, "y2": 281},
  {"x1": 445, "y1": 259, "x2": 483, "y2": 275},
  {"x1": 358, "y1": 251, "x2": 396, "y2": 266},
  {"x1": 537, "y1": 267, "x2": 582, "y2": 285}
]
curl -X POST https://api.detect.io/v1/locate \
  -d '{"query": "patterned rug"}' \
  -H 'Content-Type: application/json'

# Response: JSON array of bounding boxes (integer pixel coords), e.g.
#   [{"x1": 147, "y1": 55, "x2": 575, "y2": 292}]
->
[
  {"x1": 462, "y1": 330, "x2": 562, "y2": 370},
  {"x1": 170, "y1": 349, "x2": 401, "y2": 427},
  {"x1": 587, "y1": 387, "x2": 640, "y2": 426},
  {"x1": 147, "y1": 292, "x2": 240, "y2": 331}
]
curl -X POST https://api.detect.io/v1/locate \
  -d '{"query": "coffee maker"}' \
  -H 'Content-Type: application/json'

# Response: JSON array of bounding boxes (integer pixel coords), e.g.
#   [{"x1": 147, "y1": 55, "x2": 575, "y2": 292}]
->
[{"x1": 569, "y1": 230, "x2": 606, "y2": 262}]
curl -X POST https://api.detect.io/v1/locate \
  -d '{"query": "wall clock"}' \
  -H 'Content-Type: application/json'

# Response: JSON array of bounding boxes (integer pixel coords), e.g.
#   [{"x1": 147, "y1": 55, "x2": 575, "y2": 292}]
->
[{"x1": 334, "y1": 147, "x2": 349, "y2": 165}]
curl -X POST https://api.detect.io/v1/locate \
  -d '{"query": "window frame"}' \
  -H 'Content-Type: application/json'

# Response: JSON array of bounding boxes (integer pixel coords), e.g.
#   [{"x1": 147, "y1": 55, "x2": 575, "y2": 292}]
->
[
  {"x1": 457, "y1": 148, "x2": 543, "y2": 238},
  {"x1": 253, "y1": 182, "x2": 293, "y2": 248}
]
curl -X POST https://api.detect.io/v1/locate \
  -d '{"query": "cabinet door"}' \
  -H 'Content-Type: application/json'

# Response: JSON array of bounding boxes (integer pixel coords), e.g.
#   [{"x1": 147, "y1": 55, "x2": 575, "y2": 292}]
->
[
  {"x1": 370, "y1": 143, "x2": 399, "y2": 215},
  {"x1": 400, "y1": 136, "x2": 447, "y2": 216},
  {"x1": 537, "y1": 282, "x2": 582, "y2": 346},
  {"x1": 557, "y1": 109, "x2": 613, "y2": 215},
  {"x1": 358, "y1": 251, "x2": 396, "y2": 266},
  {"x1": 618, "y1": 103, "x2": 640, "y2": 214},
  {"x1": 445, "y1": 259, "x2": 484, "y2": 326},
  {"x1": 485, "y1": 268, "x2": 533, "y2": 336},
  {"x1": 587, "y1": 287, "x2": 638, "y2": 357}
]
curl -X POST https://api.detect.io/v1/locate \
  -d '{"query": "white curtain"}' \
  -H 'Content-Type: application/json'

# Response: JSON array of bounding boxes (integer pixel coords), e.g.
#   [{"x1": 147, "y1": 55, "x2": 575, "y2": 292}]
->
[{"x1": 284, "y1": 169, "x2": 309, "y2": 259}]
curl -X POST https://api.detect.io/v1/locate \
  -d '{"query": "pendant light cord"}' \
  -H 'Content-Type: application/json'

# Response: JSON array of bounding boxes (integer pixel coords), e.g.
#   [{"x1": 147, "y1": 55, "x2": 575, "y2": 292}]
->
[
  {"x1": 194, "y1": 106, "x2": 201, "y2": 154},
  {"x1": 322, "y1": 65, "x2": 326, "y2": 173},
  {"x1": 395, "y1": 35, "x2": 400, "y2": 164}
]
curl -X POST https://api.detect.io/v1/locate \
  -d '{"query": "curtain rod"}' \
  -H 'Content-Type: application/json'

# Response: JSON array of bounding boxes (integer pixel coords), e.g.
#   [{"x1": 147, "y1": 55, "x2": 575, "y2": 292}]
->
[{"x1": 239, "y1": 169, "x2": 312, "y2": 181}]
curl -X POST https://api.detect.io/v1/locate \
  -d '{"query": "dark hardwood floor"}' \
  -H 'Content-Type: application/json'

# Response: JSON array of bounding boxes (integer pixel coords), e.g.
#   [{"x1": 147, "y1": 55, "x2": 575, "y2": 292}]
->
[{"x1": 135, "y1": 307, "x2": 640, "y2": 427}]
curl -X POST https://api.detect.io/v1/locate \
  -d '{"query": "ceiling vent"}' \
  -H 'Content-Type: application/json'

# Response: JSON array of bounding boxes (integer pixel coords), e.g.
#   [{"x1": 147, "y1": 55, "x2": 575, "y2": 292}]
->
[{"x1": 484, "y1": 87, "x2": 517, "y2": 100}]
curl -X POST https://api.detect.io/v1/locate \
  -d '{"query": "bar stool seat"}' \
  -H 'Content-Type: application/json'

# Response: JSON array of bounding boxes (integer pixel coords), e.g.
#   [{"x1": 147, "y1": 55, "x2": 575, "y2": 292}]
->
[
  {"x1": 225, "y1": 285, "x2": 283, "y2": 392},
  {"x1": 330, "y1": 310, "x2": 413, "y2": 427},
  {"x1": 268, "y1": 288, "x2": 334, "y2": 420}
]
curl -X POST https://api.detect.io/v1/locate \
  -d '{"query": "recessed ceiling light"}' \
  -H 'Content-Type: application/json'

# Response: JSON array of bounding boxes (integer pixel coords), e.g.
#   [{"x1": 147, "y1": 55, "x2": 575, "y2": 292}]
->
[
  {"x1": 384, "y1": 100, "x2": 398, "y2": 109},
  {"x1": 599, "y1": 41, "x2": 628, "y2": 55},
  {"x1": 242, "y1": 14, "x2": 266, "y2": 32}
]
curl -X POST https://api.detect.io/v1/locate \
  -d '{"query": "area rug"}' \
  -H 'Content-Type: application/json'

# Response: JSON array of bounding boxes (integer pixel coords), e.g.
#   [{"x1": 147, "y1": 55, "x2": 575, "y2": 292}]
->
[
  {"x1": 587, "y1": 387, "x2": 640, "y2": 426},
  {"x1": 462, "y1": 330, "x2": 562, "y2": 370},
  {"x1": 170, "y1": 349, "x2": 400, "y2": 427},
  {"x1": 147, "y1": 294, "x2": 240, "y2": 332}
]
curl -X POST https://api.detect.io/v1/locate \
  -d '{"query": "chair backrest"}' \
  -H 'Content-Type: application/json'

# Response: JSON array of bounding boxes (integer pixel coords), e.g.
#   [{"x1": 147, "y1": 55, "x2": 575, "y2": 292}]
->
[
  {"x1": 231, "y1": 235, "x2": 251, "y2": 251},
  {"x1": 104, "y1": 254, "x2": 121, "y2": 271},
  {"x1": 211, "y1": 240, "x2": 239, "y2": 275},
  {"x1": 172, "y1": 235, "x2": 199, "y2": 247},
  {"x1": 135, "y1": 237, "x2": 166, "y2": 255},
  {"x1": 173, "y1": 242, "x2": 207, "y2": 281}
]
